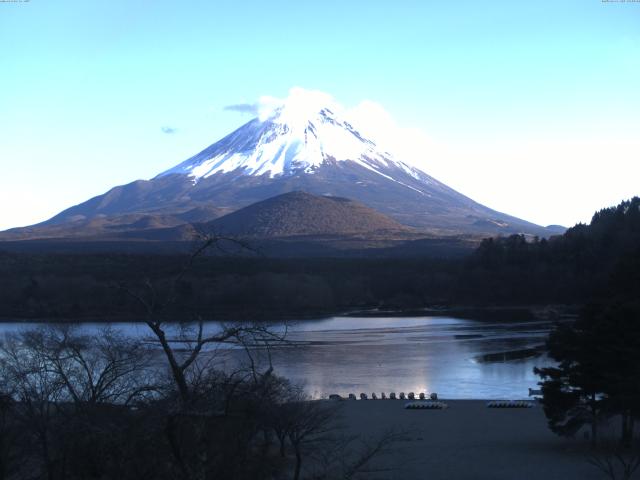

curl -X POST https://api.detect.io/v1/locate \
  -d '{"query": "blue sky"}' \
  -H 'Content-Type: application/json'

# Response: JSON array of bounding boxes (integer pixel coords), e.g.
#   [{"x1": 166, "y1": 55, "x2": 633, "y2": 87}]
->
[{"x1": 1, "y1": 0, "x2": 639, "y2": 230}]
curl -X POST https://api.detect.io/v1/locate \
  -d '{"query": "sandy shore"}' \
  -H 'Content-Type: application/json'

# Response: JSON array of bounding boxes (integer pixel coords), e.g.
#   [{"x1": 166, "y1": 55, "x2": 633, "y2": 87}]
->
[{"x1": 332, "y1": 400, "x2": 601, "y2": 480}]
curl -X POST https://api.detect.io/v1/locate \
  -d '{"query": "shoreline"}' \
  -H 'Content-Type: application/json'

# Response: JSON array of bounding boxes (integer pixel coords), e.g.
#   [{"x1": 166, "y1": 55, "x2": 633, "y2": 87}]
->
[{"x1": 0, "y1": 303, "x2": 579, "y2": 323}]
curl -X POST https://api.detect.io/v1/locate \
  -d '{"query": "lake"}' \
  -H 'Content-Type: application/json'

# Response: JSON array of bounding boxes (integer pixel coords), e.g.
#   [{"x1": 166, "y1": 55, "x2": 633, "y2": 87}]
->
[{"x1": 0, "y1": 315, "x2": 553, "y2": 399}]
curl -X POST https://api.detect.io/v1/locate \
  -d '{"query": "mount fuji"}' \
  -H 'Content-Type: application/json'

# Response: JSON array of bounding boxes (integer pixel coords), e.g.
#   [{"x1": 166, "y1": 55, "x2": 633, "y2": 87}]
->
[{"x1": 2, "y1": 88, "x2": 561, "y2": 244}]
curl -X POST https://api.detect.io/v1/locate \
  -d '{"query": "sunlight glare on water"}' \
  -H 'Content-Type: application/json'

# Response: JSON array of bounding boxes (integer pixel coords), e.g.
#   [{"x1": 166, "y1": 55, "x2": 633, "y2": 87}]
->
[{"x1": 0, "y1": 316, "x2": 552, "y2": 399}]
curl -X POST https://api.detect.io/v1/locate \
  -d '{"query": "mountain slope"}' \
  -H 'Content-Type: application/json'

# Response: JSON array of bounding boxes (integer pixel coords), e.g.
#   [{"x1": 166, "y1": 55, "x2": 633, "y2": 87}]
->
[
  {"x1": 0, "y1": 212, "x2": 201, "y2": 241},
  {"x1": 4, "y1": 88, "x2": 560, "y2": 239},
  {"x1": 208, "y1": 191, "x2": 412, "y2": 238}
]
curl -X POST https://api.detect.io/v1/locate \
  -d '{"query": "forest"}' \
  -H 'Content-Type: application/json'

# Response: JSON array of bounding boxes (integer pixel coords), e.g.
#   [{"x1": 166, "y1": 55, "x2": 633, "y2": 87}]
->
[
  {"x1": 0, "y1": 197, "x2": 638, "y2": 321},
  {"x1": 0, "y1": 198, "x2": 638, "y2": 479}
]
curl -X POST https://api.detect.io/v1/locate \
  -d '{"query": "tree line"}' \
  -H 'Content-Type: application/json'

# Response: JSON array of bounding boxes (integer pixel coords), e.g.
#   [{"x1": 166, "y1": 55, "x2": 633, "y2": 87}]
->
[
  {"x1": 0, "y1": 237, "x2": 403, "y2": 480},
  {"x1": 0, "y1": 325, "x2": 400, "y2": 480},
  {"x1": 2, "y1": 198, "x2": 639, "y2": 321},
  {"x1": 0, "y1": 197, "x2": 639, "y2": 477},
  {"x1": 529, "y1": 199, "x2": 640, "y2": 477}
]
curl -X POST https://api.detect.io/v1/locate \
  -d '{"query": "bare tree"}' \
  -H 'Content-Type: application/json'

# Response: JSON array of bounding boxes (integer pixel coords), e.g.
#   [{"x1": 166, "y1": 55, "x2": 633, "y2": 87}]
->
[
  {"x1": 311, "y1": 428, "x2": 409, "y2": 480},
  {"x1": 114, "y1": 234, "x2": 295, "y2": 480},
  {"x1": 0, "y1": 240, "x2": 401, "y2": 480},
  {"x1": 118, "y1": 234, "x2": 286, "y2": 406},
  {"x1": 0, "y1": 326, "x2": 159, "y2": 480},
  {"x1": 283, "y1": 399, "x2": 340, "y2": 480},
  {"x1": 0, "y1": 386, "x2": 19, "y2": 480},
  {"x1": 588, "y1": 433, "x2": 640, "y2": 480},
  {"x1": 19, "y1": 326, "x2": 157, "y2": 407},
  {"x1": 0, "y1": 333, "x2": 66, "y2": 480},
  {"x1": 270, "y1": 389, "x2": 407, "y2": 480},
  {"x1": 588, "y1": 447, "x2": 640, "y2": 480}
]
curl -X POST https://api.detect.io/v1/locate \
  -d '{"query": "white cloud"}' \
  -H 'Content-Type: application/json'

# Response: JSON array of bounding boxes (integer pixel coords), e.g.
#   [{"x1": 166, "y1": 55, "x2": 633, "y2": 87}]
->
[
  {"x1": 256, "y1": 87, "x2": 341, "y2": 122},
  {"x1": 231, "y1": 87, "x2": 435, "y2": 171},
  {"x1": 345, "y1": 99, "x2": 435, "y2": 168},
  {"x1": 223, "y1": 103, "x2": 259, "y2": 115},
  {"x1": 220, "y1": 87, "x2": 640, "y2": 228}
]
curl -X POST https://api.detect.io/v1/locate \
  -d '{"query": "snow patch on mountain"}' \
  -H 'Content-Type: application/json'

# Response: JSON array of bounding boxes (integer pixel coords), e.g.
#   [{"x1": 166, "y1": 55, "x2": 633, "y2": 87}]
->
[{"x1": 157, "y1": 88, "x2": 429, "y2": 184}]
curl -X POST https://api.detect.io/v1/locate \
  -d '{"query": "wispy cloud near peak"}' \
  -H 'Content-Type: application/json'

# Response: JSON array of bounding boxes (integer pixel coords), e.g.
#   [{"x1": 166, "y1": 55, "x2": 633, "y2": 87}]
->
[{"x1": 223, "y1": 103, "x2": 259, "y2": 115}]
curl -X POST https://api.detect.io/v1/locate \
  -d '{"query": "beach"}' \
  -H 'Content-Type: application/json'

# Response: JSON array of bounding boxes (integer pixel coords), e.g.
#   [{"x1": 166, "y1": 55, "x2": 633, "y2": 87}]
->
[{"x1": 333, "y1": 400, "x2": 601, "y2": 479}]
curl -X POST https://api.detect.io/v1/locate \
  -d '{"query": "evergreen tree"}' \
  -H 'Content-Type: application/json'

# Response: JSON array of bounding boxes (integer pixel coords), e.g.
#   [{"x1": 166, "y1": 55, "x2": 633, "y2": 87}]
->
[
  {"x1": 536, "y1": 303, "x2": 640, "y2": 445},
  {"x1": 534, "y1": 310, "x2": 609, "y2": 443}
]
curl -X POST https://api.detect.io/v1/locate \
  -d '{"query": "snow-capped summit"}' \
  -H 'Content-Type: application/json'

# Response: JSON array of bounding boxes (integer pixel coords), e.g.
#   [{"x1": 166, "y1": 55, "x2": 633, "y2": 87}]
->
[
  {"x1": 157, "y1": 87, "x2": 423, "y2": 183},
  {"x1": 19, "y1": 88, "x2": 559, "y2": 239}
]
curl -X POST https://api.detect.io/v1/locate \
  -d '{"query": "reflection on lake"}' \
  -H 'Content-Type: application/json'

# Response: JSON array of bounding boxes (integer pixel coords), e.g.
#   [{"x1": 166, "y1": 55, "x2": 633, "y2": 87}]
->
[{"x1": 0, "y1": 316, "x2": 553, "y2": 399}]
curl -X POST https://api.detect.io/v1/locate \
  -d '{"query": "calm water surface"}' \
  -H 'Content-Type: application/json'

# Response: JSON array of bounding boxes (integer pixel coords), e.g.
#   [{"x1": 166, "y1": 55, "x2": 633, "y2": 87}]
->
[{"x1": 0, "y1": 316, "x2": 553, "y2": 399}]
